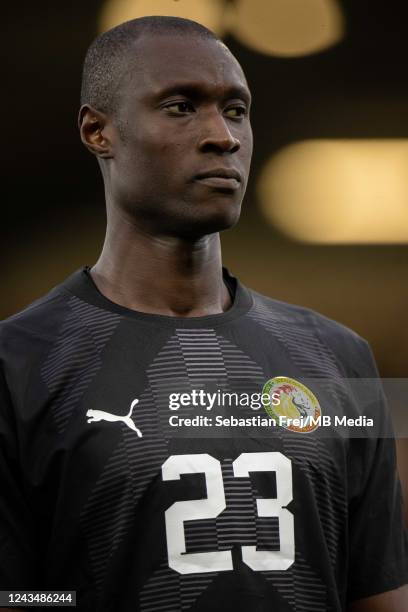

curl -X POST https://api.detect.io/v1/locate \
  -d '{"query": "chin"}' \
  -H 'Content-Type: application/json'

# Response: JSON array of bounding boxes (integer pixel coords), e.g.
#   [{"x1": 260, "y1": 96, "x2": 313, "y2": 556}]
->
[
  {"x1": 142, "y1": 196, "x2": 243, "y2": 239},
  {"x1": 184, "y1": 201, "x2": 242, "y2": 237}
]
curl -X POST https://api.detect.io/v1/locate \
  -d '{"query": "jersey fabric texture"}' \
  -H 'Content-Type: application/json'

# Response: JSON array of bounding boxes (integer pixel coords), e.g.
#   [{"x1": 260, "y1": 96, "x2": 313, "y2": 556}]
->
[{"x1": 0, "y1": 267, "x2": 407, "y2": 612}]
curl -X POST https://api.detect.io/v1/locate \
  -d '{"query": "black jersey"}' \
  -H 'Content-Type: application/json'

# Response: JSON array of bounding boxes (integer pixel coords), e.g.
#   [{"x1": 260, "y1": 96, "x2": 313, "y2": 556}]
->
[{"x1": 0, "y1": 267, "x2": 406, "y2": 611}]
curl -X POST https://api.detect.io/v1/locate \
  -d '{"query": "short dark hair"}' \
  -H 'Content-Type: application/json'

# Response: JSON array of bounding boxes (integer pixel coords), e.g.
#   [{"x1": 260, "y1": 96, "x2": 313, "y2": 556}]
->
[{"x1": 80, "y1": 16, "x2": 220, "y2": 116}]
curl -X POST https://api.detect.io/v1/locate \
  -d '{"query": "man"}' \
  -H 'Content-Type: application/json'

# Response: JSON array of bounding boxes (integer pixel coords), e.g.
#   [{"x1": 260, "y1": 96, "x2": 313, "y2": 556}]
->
[{"x1": 0, "y1": 16, "x2": 406, "y2": 612}]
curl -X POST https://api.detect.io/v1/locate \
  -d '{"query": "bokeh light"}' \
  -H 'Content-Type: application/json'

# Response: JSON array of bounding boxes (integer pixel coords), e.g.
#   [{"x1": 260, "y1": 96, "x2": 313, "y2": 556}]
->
[
  {"x1": 228, "y1": 0, "x2": 344, "y2": 57},
  {"x1": 99, "y1": 0, "x2": 227, "y2": 35},
  {"x1": 258, "y1": 140, "x2": 408, "y2": 243}
]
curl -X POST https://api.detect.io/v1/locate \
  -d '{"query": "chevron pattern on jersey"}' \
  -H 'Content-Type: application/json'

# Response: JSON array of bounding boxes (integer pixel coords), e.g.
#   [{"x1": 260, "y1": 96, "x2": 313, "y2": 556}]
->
[
  {"x1": 248, "y1": 300, "x2": 349, "y2": 538},
  {"x1": 79, "y1": 320, "x2": 344, "y2": 610},
  {"x1": 181, "y1": 458, "x2": 262, "y2": 556},
  {"x1": 41, "y1": 296, "x2": 121, "y2": 433},
  {"x1": 139, "y1": 563, "x2": 180, "y2": 611},
  {"x1": 80, "y1": 388, "x2": 169, "y2": 596},
  {"x1": 79, "y1": 437, "x2": 135, "y2": 591},
  {"x1": 248, "y1": 299, "x2": 355, "y2": 421},
  {"x1": 147, "y1": 328, "x2": 265, "y2": 428},
  {"x1": 138, "y1": 562, "x2": 217, "y2": 612},
  {"x1": 262, "y1": 548, "x2": 328, "y2": 611},
  {"x1": 216, "y1": 459, "x2": 258, "y2": 549},
  {"x1": 283, "y1": 435, "x2": 347, "y2": 570},
  {"x1": 247, "y1": 301, "x2": 341, "y2": 380},
  {"x1": 147, "y1": 329, "x2": 227, "y2": 421},
  {"x1": 179, "y1": 572, "x2": 219, "y2": 611},
  {"x1": 258, "y1": 432, "x2": 344, "y2": 610},
  {"x1": 294, "y1": 552, "x2": 327, "y2": 611},
  {"x1": 138, "y1": 330, "x2": 267, "y2": 609}
]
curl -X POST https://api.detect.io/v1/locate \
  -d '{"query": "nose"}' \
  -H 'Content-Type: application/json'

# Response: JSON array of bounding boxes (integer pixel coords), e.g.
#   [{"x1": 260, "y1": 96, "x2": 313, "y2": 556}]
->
[{"x1": 198, "y1": 111, "x2": 241, "y2": 154}]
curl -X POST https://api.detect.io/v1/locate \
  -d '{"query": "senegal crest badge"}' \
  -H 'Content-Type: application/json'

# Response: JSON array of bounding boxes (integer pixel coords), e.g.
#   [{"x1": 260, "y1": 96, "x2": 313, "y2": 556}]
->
[{"x1": 263, "y1": 376, "x2": 322, "y2": 433}]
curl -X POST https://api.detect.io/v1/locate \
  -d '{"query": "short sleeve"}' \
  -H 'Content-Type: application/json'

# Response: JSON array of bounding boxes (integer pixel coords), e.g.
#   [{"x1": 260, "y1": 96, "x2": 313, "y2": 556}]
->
[
  {"x1": 347, "y1": 341, "x2": 408, "y2": 601},
  {"x1": 0, "y1": 363, "x2": 41, "y2": 590}
]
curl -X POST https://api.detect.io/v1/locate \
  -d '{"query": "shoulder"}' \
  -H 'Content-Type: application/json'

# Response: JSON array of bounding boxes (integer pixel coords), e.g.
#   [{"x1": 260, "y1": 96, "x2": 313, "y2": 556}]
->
[
  {"x1": 0, "y1": 275, "x2": 83, "y2": 374},
  {"x1": 0, "y1": 268, "x2": 94, "y2": 341},
  {"x1": 0, "y1": 276, "x2": 86, "y2": 411},
  {"x1": 0, "y1": 286, "x2": 70, "y2": 344},
  {"x1": 247, "y1": 288, "x2": 377, "y2": 377}
]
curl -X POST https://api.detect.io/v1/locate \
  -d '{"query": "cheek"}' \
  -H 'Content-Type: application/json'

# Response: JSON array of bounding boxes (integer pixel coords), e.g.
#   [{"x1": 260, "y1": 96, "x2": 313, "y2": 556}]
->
[
  {"x1": 124, "y1": 130, "x2": 186, "y2": 170},
  {"x1": 242, "y1": 128, "x2": 254, "y2": 158},
  {"x1": 115, "y1": 138, "x2": 185, "y2": 196},
  {"x1": 237, "y1": 136, "x2": 253, "y2": 180}
]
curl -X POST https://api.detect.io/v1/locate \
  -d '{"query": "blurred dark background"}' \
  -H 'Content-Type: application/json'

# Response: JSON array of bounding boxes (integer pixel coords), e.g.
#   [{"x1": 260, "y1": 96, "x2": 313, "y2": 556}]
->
[
  {"x1": 2, "y1": 0, "x2": 408, "y2": 509},
  {"x1": 3, "y1": 0, "x2": 408, "y2": 376}
]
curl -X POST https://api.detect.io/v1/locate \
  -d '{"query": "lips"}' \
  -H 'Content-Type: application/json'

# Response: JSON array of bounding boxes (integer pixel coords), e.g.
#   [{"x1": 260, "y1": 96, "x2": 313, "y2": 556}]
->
[
  {"x1": 194, "y1": 168, "x2": 241, "y2": 182},
  {"x1": 193, "y1": 168, "x2": 242, "y2": 190}
]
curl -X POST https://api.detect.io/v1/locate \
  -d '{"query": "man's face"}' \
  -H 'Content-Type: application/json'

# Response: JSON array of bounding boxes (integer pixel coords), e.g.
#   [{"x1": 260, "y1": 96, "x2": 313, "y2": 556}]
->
[{"x1": 109, "y1": 33, "x2": 253, "y2": 238}]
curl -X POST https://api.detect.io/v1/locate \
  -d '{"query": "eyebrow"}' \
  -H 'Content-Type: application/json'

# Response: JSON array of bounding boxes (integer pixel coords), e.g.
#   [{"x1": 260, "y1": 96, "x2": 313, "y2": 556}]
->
[{"x1": 151, "y1": 82, "x2": 252, "y2": 105}]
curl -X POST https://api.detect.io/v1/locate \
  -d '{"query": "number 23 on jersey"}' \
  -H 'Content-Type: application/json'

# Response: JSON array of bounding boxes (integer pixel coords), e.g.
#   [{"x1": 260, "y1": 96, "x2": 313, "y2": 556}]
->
[{"x1": 162, "y1": 452, "x2": 294, "y2": 574}]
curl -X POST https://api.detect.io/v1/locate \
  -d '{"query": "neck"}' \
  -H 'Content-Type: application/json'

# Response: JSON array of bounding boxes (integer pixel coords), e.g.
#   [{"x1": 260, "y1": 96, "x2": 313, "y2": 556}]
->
[{"x1": 90, "y1": 211, "x2": 231, "y2": 317}]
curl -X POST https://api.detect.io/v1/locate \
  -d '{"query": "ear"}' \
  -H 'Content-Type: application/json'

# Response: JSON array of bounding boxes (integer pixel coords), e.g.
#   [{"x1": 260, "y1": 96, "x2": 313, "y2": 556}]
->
[{"x1": 78, "y1": 104, "x2": 114, "y2": 158}]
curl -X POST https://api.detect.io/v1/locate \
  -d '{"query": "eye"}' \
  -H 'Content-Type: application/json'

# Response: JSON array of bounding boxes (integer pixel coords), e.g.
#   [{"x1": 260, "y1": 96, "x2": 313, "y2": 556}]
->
[
  {"x1": 224, "y1": 105, "x2": 247, "y2": 119},
  {"x1": 164, "y1": 101, "x2": 195, "y2": 114}
]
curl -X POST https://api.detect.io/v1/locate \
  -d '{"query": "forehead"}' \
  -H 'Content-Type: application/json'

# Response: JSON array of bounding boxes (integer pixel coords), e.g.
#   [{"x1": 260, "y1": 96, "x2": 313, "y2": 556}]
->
[{"x1": 123, "y1": 34, "x2": 250, "y2": 100}]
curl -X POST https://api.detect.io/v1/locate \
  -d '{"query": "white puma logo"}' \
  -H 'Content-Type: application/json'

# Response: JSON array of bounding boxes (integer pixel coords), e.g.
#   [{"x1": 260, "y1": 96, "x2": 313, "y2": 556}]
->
[{"x1": 86, "y1": 398, "x2": 143, "y2": 437}]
